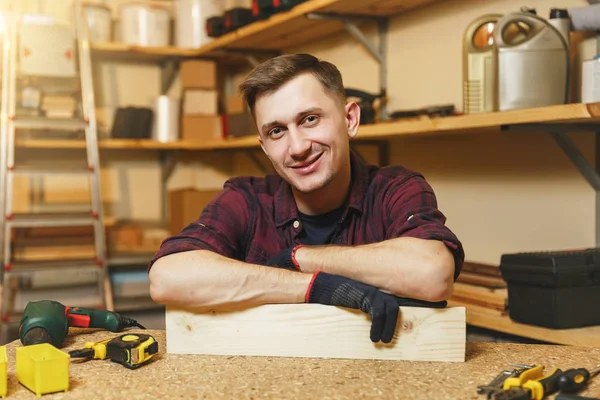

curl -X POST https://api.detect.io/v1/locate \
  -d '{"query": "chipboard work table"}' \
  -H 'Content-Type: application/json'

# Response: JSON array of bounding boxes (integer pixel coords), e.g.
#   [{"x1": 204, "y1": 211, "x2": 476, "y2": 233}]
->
[{"x1": 3, "y1": 329, "x2": 600, "y2": 399}]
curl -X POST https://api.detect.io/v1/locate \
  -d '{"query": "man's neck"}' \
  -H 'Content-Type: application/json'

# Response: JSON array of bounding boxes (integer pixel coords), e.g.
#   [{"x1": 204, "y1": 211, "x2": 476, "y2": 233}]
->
[{"x1": 293, "y1": 165, "x2": 352, "y2": 216}]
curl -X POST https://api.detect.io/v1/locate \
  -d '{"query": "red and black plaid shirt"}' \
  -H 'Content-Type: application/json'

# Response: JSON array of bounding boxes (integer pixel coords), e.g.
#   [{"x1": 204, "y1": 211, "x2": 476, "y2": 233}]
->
[{"x1": 150, "y1": 150, "x2": 464, "y2": 278}]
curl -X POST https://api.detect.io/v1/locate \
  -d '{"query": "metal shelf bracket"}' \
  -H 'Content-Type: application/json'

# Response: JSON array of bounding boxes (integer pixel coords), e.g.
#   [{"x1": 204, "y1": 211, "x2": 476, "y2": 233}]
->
[
  {"x1": 306, "y1": 12, "x2": 389, "y2": 120},
  {"x1": 505, "y1": 123, "x2": 600, "y2": 245}
]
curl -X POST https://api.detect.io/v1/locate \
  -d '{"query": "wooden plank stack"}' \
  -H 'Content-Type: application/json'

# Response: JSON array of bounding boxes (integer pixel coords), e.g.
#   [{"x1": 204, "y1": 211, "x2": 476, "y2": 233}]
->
[{"x1": 452, "y1": 262, "x2": 507, "y2": 313}]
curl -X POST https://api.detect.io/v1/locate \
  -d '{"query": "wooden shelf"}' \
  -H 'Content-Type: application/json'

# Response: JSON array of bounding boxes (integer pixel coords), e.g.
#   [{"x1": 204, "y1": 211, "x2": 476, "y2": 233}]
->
[
  {"x1": 90, "y1": 42, "x2": 201, "y2": 63},
  {"x1": 90, "y1": 0, "x2": 444, "y2": 63},
  {"x1": 448, "y1": 299, "x2": 600, "y2": 347},
  {"x1": 15, "y1": 102, "x2": 600, "y2": 151}
]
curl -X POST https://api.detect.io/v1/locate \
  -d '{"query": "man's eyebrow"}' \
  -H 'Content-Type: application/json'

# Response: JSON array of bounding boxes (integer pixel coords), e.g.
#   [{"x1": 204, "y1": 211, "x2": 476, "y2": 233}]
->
[{"x1": 260, "y1": 107, "x2": 324, "y2": 133}]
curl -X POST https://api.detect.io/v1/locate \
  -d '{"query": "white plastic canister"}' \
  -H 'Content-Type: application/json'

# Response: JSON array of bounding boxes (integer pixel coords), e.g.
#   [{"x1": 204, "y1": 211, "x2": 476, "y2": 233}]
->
[
  {"x1": 175, "y1": 0, "x2": 223, "y2": 49},
  {"x1": 84, "y1": 2, "x2": 112, "y2": 43},
  {"x1": 582, "y1": 56, "x2": 600, "y2": 104},
  {"x1": 120, "y1": 2, "x2": 170, "y2": 47}
]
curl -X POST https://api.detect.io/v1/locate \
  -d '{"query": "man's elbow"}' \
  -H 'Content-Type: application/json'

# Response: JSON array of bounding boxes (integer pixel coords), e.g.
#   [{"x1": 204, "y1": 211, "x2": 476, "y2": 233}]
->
[
  {"x1": 149, "y1": 258, "x2": 175, "y2": 305},
  {"x1": 423, "y1": 252, "x2": 456, "y2": 302}
]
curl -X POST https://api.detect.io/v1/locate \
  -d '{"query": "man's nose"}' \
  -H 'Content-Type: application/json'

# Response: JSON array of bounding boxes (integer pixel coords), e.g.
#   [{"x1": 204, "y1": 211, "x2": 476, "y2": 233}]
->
[{"x1": 288, "y1": 128, "x2": 311, "y2": 158}]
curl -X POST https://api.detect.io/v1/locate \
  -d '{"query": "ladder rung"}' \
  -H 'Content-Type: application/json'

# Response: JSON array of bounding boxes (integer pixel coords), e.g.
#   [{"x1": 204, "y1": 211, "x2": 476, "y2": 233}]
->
[
  {"x1": 8, "y1": 165, "x2": 94, "y2": 175},
  {"x1": 4, "y1": 259, "x2": 102, "y2": 274},
  {"x1": 13, "y1": 118, "x2": 87, "y2": 131},
  {"x1": 5, "y1": 212, "x2": 99, "y2": 228}
]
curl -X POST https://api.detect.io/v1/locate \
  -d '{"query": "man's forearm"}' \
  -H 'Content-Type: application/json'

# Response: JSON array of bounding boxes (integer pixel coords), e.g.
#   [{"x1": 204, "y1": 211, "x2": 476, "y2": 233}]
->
[
  {"x1": 149, "y1": 250, "x2": 313, "y2": 310},
  {"x1": 294, "y1": 237, "x2": 455, "y2": 302}
]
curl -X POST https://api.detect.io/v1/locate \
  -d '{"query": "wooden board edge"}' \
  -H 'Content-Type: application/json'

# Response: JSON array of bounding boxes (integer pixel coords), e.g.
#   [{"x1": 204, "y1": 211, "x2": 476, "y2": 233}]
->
[{"x1": 165, "y1": 304, "x2": 466, "y2": 362}]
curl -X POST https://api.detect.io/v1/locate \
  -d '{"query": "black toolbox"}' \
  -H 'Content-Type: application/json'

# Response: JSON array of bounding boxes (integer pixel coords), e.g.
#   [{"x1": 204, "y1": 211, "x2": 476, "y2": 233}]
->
[{"x1": 499, "y1": 248, "x2": 600, "y2": 329}]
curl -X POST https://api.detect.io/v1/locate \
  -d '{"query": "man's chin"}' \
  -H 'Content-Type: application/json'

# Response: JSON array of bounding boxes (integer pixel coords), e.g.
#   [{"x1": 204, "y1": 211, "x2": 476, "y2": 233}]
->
[{"x1": 288, "y1": 176, "x2": 330, "y2": 194}]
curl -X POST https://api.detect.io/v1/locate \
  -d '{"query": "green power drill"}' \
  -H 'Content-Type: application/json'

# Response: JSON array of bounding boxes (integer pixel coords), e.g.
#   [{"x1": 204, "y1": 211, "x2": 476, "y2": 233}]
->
[{"x1": 19, "y1": 300, "x2": 146, "y2": 348}]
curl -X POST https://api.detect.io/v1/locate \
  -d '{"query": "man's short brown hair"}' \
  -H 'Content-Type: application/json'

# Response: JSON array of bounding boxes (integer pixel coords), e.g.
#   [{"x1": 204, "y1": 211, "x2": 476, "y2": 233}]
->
[{"x1": 239, "y1": 53, "x2": 346, "y2": 116}]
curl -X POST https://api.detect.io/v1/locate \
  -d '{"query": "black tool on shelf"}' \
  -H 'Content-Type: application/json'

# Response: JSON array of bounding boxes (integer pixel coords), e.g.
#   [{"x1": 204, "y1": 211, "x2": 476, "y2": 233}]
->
[
  {"x1": 206, "y1": 16, "x2": 226, "y2": 38},
  {"x1": 345, "y1": 88, "x2": 386, "y2": 125},
  {"x1": 223, "y1": 8, "x2": 256, "y2": 33}
]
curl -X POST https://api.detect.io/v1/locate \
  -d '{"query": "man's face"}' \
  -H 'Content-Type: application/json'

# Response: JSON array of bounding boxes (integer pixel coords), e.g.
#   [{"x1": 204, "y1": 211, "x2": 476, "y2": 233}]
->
[{"x1": 254, "y1": 73, "x2": 354, "y2": 194}]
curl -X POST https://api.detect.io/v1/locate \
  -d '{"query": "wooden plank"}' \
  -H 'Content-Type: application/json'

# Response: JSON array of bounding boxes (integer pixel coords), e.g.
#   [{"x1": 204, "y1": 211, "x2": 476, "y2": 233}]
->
[
  {"x1": 462, "y1": 261, "x2": 502, "y2": 277},
  {"x1": 448, "y1": 299, "x2": 600, "y2": 347},
  {"x1": 166, "y1": 304, "x2": 466, "y2": 362},
  {"x1": 456, "y1": 272, "x2": 506, "y2": 288},
  {"x1": 357, "y1": 102, "x2": 600, "y2": 140},
  {"x1": 452, "y1": 283, "x2": 507, "y2": 310}
]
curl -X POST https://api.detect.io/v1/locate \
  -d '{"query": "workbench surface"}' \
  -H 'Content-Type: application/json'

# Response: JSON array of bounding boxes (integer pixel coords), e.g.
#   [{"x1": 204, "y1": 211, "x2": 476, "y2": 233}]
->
[{"x1": 4, "y1": 329, "x2": 600, "y2": 399}]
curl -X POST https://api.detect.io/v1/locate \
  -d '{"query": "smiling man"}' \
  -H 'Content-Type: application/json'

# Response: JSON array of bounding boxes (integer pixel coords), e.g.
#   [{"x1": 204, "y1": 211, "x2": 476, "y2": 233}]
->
[{"x1": 149, "y1": 54, "x2": 464, "y2": 344}]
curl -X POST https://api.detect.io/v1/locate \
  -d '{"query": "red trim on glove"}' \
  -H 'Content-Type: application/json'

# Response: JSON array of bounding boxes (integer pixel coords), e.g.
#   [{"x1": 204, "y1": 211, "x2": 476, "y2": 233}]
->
[
  {"x1": 305, "y1": 271, "x2": 321, "y2": 303},
  {"x1": 291, "y1": 244, "x2": 305, "y2": 272}
]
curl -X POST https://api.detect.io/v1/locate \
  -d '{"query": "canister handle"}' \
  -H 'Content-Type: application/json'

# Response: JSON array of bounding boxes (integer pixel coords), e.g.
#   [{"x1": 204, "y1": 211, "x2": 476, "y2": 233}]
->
[
  {"x1": 493, "y1": 12, "x2": 548, "y2": 48},
  {"x1": 463, "y1": 14, "x2": 503, "y2": 53}
]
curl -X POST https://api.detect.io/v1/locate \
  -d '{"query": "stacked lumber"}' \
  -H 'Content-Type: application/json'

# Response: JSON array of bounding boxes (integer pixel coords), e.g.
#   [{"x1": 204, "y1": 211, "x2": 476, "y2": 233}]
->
[
  {"x1": 452, "y1": 262, "x2": 508, "y2": 313},
  {"x1": 12, "y1": 226, "x2": 97, "y2": 262}
]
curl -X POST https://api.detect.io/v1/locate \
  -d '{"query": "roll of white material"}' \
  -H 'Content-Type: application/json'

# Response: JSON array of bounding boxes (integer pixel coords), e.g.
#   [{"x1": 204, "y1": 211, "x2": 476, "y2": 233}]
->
[
  {"x1": 582, "y1": 57, "x2": 600, "y2": 104},
  {"x1": 570, "y1": 3, "x2": 600, "y2": 31},
  {"x1": 175, "y1": 0, "x2": 223, "y2": 49},
  {"x1": 120, "y1": 3, "x2": 170, "y2": 47},
  {"x1": 152, "y1": 96, "x2": 179, "y2": 143}
]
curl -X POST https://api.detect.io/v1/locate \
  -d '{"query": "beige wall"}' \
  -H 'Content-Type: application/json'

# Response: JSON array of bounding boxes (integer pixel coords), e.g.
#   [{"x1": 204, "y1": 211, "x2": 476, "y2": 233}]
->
[{"x1": 5, "y1": 0, "x2": 599, "y2": 265}]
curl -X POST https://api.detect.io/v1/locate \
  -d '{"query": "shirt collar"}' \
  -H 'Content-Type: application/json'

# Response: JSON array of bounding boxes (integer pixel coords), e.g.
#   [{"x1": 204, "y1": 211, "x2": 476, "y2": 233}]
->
[{"x1": 274, "y1": 149, "x2": 370, "y2": 227}]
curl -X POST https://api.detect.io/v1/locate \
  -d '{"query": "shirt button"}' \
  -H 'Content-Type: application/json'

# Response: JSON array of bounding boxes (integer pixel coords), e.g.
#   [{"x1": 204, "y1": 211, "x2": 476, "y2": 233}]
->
[{"x1": 293, "y1": 220, "x2": 300, "y2": 229}]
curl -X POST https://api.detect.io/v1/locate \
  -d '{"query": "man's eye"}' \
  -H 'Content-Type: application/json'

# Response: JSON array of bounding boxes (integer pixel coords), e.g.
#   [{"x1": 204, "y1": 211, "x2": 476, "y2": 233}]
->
[
  {"x1": 304, "y1": 115, "x2": 318, "y2": 124},
  {"x1": 269, "y1": 127, "x2": 284, "y2": 137}
]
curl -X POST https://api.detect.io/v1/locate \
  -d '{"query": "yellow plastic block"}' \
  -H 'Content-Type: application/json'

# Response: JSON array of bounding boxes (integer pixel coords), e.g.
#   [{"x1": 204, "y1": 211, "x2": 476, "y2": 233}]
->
[
  {"x1": 0, "y1": 346, "x2": 6, "y2": 398},
  {"x1": 16, "y1": 343, "x2": 69, "y2": 397}
]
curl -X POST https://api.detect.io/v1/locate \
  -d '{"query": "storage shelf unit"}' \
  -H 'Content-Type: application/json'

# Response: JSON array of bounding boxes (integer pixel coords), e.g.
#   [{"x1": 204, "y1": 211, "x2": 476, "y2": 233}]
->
[{"x1": 16, "y1": 102, "x2": 600, "y2": 151}]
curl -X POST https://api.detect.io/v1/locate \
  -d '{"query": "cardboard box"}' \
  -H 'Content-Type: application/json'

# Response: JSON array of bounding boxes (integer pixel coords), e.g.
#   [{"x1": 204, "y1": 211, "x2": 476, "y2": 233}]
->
[
  {"x1": 169, "y1": 189, "x2": 222, "y2": 235},
  {"x1": 180, "y1": 60, "x2": 217, "y2": 89},
  {"x1": 182, "y1": 115, "x2": 223, "y2": 142},
  {"x1": 166, "y1": 157, "x2": 234, "y2": 235},
  {"x1": 226, "y1": 94, "x2": 246, "y2": 114},
  {"x1": 183, "y1": 90, "x2": 219, "y2": 115}
]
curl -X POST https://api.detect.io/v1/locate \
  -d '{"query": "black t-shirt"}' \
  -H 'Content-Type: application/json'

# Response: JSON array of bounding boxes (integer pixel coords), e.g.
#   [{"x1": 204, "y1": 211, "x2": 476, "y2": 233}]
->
[{"x1": 297, "y1": 205, "x2": 345, "y2": 245}]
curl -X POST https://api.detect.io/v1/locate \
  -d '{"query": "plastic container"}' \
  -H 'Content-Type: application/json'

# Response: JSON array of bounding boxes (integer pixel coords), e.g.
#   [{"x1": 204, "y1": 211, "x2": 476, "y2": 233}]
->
[
  {"x1": 582, "y1": 56, "x2": 600, "y2": 104},
  {"x1": 119, "y1": 2, "x2": 170, "y2": 47},
  {"x1": 493, "y1": 12, "x2": 569, "y2": 111},
  {"x1": 0, "y1": 346, "x2": 6, "y2": 398},
  {"x1": 462, "y1": 14, "x2": 502, "y2": 114},
  {"x1": 84, "y1": 2, "x2": 112, "y2": 43},
  {"x1": 175, "y1": 0, "x2": 223, "y2": 49},
  {"x1": 500, "y1": 248, "x2": 600, "y2": 329},
  {"x1": 16, "y1": 343, "x2": 70, "y2": 397}
]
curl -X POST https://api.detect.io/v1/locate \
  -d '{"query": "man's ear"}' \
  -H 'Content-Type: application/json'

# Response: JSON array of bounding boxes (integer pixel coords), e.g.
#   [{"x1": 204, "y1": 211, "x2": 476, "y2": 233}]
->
[{"x1": 345, "y1": 101, "x2": 361, "y2": 138}]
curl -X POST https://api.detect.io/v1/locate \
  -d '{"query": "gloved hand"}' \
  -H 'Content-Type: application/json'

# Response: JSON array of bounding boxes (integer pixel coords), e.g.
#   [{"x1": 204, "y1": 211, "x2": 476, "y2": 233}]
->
[
  {"x1": 265, "y1": 245, "x2": 304, "y2": 271},
  {"x1": 305, "y1": 271, "x2": 399, "y2": 343}
]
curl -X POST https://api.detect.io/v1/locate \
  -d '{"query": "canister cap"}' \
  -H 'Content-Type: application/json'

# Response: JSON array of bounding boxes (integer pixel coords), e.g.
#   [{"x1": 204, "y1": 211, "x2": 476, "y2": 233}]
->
[{"x1": 550, "y1": 8, "x2": 569, "y2": 19}]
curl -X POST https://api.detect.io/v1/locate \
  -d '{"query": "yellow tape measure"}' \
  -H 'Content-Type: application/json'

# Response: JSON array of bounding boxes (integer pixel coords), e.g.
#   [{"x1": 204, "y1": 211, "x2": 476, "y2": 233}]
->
[{"x1": 106, "y1": 333, "x2": 158, "y2": 369}]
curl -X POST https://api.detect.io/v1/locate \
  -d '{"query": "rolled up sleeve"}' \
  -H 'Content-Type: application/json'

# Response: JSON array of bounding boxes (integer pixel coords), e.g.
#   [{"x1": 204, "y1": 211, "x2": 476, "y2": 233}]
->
[{"x1": 384, "y1": 175, "x2": 465, "y2": 280}]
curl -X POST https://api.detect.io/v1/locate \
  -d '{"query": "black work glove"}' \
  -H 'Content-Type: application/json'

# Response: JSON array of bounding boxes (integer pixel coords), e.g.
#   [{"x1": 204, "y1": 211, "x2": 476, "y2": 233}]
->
[
  {"x1": 305, "y1": 271, "x2": 399, "y2": 343},
  {"x1": 265, "y1": 245, "x2": 304, "y2": 271},
  {"x1": 394, "y1": 296, "x2": 447, "y2": 308}
]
